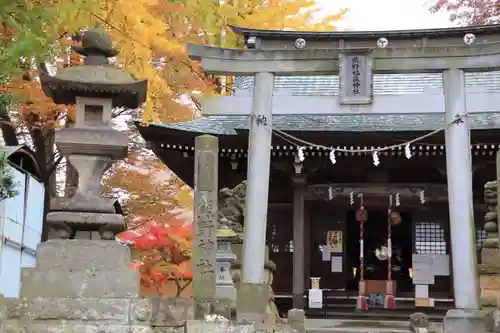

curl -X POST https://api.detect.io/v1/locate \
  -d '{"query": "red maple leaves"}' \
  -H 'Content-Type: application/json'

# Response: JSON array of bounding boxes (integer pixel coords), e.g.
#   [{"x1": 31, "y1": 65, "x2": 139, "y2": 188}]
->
[{"x1": 117, "y1": 216, "x2": 193, "y2": 295}]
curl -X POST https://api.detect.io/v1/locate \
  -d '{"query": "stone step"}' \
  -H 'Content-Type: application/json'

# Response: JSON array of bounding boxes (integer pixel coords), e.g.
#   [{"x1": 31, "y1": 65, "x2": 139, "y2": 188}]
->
[
  {"x1": 35, "y1": 239, "x2": 132, "y2": 270},
  {"x1": 305, "y1": 328, "x2": 411, "y2": 331},
  {"x1": 20, "y1": 267, "x2": 140, "y2": 298}
]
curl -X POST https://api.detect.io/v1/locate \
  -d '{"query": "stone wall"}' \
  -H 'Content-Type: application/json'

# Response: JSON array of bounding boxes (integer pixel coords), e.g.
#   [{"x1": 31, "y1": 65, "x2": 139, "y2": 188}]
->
[
  {"x1": 0, "y1": 295, "x2": 297, "y2": 333},
  {"x1": 2, "y1": 296, "x2": 192, "y2": 332}
]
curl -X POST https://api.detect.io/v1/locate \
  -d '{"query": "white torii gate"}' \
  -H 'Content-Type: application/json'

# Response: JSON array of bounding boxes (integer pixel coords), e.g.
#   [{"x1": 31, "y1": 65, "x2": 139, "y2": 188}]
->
[{"x1": 187, "y1": 25, "x2": 500, "y2": 331}]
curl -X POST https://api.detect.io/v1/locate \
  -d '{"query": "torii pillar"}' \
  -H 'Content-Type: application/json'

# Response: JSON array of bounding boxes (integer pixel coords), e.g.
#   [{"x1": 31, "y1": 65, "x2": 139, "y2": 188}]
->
[{"x1": 237, "y1": 72, "x2": 275, "y2": 322}]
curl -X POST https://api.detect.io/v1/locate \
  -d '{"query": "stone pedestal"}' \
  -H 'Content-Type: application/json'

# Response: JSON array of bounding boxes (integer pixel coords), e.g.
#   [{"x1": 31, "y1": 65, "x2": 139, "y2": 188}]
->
[
  {"x1": 233, "y1": 237, "x2": 270, "y2": 322},
  {"x1": 5, "y1": 239, "x2": 164, "y2": 332},
  {"x1": 236, "y1": 282, "x2": 269, "y2": 323},
  {"x1": 20, "y1": 240, "x2": 140, "y2": 298},
  {"x1": 232, "y1": 258, "x2": 278, "y2": 324},
  {"x1": 443, "y1": 309, "x2": 489, "y2": 333},
  {"x1": 5, "y1": 239, "x2": 196, "y2": 332}
]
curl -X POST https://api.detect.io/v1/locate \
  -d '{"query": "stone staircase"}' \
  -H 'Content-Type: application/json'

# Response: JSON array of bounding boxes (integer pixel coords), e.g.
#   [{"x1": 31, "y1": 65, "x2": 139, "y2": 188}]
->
[
  {"x1": 276, "y1": 296, "x2": 451, "y2": 323},
  {"x1": 305, "y1": 319, "x2": 443, "y2": 333}
]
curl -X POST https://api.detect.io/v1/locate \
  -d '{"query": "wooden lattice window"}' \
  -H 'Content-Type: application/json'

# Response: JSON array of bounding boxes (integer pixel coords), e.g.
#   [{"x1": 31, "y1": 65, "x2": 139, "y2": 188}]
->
[
  {"x1": 476, "y1": 229, "x2": 487, "y2": 250},
  {"x1": 415, "y1": 222, "x2": 447, "y2": 254}
]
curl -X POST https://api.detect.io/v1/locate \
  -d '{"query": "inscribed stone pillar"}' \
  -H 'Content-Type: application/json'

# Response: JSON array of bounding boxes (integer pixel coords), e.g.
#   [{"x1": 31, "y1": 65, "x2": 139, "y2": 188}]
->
[
  {"x1": 238, "y1": 72, "x2": 274, "y2": 323},
  {"x1": 292, "y1": 176, "x2": 306, "y2": 309},
  {"x1": 443, "y1": 69, "x2": 486, "y2": 333},
  {"x1": 193, "y1": 134, "x2": 218, "y2": 317}
]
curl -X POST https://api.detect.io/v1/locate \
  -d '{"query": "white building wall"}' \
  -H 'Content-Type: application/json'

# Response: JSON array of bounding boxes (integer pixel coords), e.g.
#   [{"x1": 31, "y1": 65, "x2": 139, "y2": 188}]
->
[{"x1": 0, "y1": 166, "x2": 44, "y2": 297}]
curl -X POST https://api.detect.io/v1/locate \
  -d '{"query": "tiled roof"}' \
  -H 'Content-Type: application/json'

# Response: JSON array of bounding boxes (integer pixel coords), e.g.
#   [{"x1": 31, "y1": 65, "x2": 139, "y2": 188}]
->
[
  {"x1": 233, "y1": 72, "x2": 500, "y2": 96},
  {"x1": 152, "y1": 113, "x2": 500, "y2": 135},
  {"x1": 151, "y1": 72, "x2": 500, "y2": 134}
]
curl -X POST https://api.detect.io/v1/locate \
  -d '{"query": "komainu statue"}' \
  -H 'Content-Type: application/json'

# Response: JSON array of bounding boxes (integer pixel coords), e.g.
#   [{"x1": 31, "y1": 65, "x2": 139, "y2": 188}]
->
[
  {"x1": 480, "y1": 181, "x2": 500, "y2": 309},
  {"x1": 219, "y1": 181, "x2": 280, "y2": 323},
  {"x1": 218, "y1": 181, "x2": 246, "y2": 234},
  {"x1": 484, "y1": 181, "x2": 499, "y2": 248}
]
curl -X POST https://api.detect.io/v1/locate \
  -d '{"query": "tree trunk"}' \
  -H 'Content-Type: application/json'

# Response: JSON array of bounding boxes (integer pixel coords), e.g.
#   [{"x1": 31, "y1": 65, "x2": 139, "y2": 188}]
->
[
  {"x1": 31, "y1": 128, "x2": 57, "y2": 241},
  {"x1": 0, "y1": 100, "x2": 19, "y2": 146}
]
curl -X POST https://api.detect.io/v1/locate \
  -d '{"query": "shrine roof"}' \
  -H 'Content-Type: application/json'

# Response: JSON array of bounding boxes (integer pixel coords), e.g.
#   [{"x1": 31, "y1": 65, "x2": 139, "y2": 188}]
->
[
  {"x1": 230, "y1": 24, "x2": 500, "y2": 41},
  {"x1": 145, "y1": 113, "x2": 500, "y2": 136}
]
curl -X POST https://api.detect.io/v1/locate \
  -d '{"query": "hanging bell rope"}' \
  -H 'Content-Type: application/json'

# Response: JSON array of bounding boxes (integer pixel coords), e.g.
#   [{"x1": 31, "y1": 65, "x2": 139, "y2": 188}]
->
[
  {"x1": 385, "y1": 194, "x2": 396, "y2": 309},
  {"x1": 356, "y1": 192, "x2": 368, "y2": 310}
]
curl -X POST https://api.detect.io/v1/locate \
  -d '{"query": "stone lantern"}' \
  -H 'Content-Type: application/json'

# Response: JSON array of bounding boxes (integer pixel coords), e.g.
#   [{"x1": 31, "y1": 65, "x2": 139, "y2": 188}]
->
[
  {"x1": 18, "y1": 28, "x2": 147, "y2": 302},
  {"x1": 39, "y1": 28, "x2": 147, "y2": 239},
  {"x1": 216, "y1": 218, "x2": 238, "y2": 305}
]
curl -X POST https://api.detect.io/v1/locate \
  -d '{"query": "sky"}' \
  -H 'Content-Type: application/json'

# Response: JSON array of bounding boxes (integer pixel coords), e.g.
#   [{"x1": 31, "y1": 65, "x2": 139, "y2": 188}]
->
[{"x1": 317, "y1": 0, "x2": 455, "y2": 31}]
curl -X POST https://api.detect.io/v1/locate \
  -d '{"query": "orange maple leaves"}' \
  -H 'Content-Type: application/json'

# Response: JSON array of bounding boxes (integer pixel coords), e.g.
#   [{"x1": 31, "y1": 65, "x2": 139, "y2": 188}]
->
[
  {"x1": 0, "y1": 38, "x2": 82, "y2": 131},
  {"x1": 1, "y1": 77, "x2": 73, "y2": 130}
]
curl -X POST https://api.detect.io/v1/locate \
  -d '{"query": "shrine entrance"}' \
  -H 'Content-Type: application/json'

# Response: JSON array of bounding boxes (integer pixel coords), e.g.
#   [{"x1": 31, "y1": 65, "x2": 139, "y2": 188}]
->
[{"x1": 346, "y1": 210, "x2": 413, "y2": 298}]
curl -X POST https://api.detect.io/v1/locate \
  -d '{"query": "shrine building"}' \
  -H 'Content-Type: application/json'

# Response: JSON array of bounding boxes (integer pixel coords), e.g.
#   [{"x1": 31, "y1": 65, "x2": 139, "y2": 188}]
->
[{"x1": 138, "y1": 25, "x2": 500, "y2": 319}]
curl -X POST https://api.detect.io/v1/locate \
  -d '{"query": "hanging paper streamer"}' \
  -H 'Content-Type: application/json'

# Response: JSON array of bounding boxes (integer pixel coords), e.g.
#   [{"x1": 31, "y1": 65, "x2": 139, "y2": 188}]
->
[
  {"x1": 405, "y1": 144, "x2": 412, "y2": 159},
  {"x1": 349, "y1": 192, "x2": 354, "y2": 205},
  {"x1": 328, "y1": 187, "x2": 333, "y2": 201},
  {"x1": 420, "y1": 190, "x2": 426, "y2": 204},
  {"x1": 297, "y1": 147, "x2": 305, "y2": 162},
  {"x1": 372, "y1": 151, "x2": 380, "y2": 166},
  {"x1": 329, "y1": 149, "x2": 336, "y2": 164},
  {"x1": 395, "y1": 193, "x2": 400, "y2": 207}
]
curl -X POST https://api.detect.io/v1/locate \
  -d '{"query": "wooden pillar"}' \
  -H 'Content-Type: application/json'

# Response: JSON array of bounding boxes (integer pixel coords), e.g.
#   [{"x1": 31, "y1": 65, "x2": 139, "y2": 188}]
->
[
  {"x1": 304, "y1": 204, "x2": 311, "y2": 293},
  {"x1": 292, "y1": 176, "x2": 306, "y2": 309}
]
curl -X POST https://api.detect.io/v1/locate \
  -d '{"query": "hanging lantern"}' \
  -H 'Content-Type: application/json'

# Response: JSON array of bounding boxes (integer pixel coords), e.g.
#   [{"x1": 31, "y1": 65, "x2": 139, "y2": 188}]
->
[
  {"x1": 389, "y1": 211, "x2": 402, "y2": 226},
  {"x1": 356, "y1": 207, "x2": 368, "y2": 223}
]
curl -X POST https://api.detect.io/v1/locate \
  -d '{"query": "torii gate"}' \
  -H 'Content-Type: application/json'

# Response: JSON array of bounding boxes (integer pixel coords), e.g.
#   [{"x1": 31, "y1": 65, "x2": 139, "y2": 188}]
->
[{"x1": 187, "y1": 25, "x2": 500, "y2": 331}]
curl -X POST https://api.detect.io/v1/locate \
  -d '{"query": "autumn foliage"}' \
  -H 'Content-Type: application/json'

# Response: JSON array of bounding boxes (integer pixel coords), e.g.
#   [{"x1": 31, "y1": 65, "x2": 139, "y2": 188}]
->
[
  {"x1": 430, "y1": 0, "x2": 500, "y2": 25},
  {"x1": 117, "y1": 216, "x2": 193, "y2": 296},
  {"x1": 1, "y1": 0, "x2": 348, "y2": 277}
]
